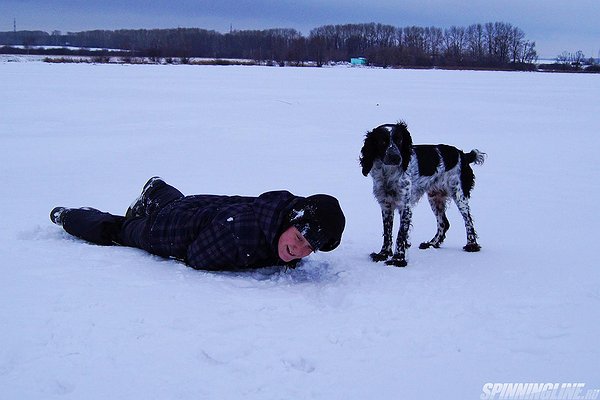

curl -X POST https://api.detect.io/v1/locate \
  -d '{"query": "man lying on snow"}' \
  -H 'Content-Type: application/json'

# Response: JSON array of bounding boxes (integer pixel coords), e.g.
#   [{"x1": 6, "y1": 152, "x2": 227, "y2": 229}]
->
[{"x1": 50, "y1": 177, "x2": 345, "y2": 270}]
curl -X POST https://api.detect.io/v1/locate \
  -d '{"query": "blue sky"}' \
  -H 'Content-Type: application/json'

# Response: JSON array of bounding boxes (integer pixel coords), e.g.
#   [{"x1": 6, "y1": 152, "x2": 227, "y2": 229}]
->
[{"x1": 1, "y1": 0, "x2": 599, "y2": 58}]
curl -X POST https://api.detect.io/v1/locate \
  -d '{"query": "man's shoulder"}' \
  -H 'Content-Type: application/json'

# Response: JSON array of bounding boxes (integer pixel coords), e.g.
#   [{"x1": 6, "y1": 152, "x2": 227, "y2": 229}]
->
[{"x1": 257, "y1": 190, "x2": 299, "y2": 203}]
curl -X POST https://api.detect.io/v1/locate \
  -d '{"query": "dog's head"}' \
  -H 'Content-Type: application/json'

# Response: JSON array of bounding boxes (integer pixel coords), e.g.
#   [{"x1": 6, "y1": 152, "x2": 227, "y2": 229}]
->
[{"x1": 359, "y1": 122, "x2": 413, "y2": 176}]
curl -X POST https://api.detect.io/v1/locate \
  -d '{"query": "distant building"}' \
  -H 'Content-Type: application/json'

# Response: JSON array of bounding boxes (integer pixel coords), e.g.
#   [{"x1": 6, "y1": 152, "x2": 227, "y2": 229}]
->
[{"x1": 351, "y1": 57, "x2": 367, "y2": 66}]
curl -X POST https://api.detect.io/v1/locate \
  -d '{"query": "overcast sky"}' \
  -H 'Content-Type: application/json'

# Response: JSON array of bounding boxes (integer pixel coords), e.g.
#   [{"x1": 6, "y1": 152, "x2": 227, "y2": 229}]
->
[{"x1": 1, "y1": 0, "x2": 599, "y2": 58}]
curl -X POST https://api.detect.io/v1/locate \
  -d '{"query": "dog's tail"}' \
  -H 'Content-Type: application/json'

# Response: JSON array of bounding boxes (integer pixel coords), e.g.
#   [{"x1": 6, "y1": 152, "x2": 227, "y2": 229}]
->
[{"x1": 465, "y1": 149, "x2": 486, "y2": 166}]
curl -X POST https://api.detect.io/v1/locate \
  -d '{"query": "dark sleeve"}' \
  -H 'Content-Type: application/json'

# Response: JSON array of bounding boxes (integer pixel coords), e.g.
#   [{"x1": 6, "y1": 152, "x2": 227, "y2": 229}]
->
[{"x1": 186, "y1": 221, "x2": 240, "y2": 270}]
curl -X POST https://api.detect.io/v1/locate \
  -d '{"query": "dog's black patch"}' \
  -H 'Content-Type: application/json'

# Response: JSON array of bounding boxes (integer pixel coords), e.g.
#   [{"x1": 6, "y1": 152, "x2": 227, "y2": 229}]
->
[
  {"x1": 438, "y1": 144, "x2": 459, "y2": 171},
  {"x1": 413, "y1": 145, "x2": 440, "y2": 176}
]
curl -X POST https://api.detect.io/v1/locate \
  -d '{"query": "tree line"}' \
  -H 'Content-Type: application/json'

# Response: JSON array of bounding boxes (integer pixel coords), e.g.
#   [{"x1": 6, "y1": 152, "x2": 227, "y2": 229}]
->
[
  {"x1": 0, "y1": 22, "x2": 546, "y2": 69},
  {"x1": 308, "y1": 22, "x2": 538, "y2": 68}
]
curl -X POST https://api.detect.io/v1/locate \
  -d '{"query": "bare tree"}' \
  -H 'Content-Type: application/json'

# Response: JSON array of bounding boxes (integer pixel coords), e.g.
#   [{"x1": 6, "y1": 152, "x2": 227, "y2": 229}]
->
[{"x1": 443, "y1": 26, "x2": 466, "y2": 64}]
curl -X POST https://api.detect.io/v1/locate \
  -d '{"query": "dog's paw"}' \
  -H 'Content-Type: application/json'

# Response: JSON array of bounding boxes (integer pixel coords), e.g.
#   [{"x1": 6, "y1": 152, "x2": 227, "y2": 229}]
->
[
  {"x1": 385, "y1": 257, "x2": 407, "y2": 267},
  {"x1": 370, "y1": 251, "x2": 391, "y2": 262},
  {"x1": 463, "y1": 243, "x2": 481, "y2": 252},
  {"x1": 419, "y1": 241, "x2": 439, "y2": 249}
]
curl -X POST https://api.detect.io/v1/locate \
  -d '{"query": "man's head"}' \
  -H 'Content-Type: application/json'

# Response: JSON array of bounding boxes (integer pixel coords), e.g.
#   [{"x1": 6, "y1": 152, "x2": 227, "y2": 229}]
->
[{"x1": 277, "y1": 194, "x2": 345, "y2": 262}]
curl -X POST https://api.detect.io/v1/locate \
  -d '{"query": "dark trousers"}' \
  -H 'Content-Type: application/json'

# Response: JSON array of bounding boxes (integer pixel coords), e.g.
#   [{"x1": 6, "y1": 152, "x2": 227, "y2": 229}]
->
[{"x1": 61, "y1": 181, "x2": 184, "y2": 253}]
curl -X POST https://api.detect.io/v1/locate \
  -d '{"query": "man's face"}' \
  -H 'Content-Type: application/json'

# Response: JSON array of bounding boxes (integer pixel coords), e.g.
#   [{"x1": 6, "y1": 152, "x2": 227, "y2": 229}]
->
[{"x1": 277, "y1": 226, "x2": 313, "y2": 262}]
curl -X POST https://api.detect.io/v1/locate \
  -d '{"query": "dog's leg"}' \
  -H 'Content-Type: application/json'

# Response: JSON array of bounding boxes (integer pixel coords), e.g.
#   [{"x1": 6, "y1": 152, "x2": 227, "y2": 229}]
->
[
  {"x1": 386, "y1": 206, "x2": 411, "y2": 267},
  {"x1": 451, "y1": 190, "x2": 481, "y2": 252},
  {"x1": 370, "y1": 205, "x2": 394, "y2": 262},
  {"x1": 420, "y1": 190, "x2": 450, "y2": 249}
]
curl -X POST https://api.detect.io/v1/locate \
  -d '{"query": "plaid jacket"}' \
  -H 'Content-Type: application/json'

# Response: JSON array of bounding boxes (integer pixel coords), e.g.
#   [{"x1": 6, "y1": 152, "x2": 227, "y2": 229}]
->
[{"x1": 147, "y1": 190, "x2": 300, "y2": 270}]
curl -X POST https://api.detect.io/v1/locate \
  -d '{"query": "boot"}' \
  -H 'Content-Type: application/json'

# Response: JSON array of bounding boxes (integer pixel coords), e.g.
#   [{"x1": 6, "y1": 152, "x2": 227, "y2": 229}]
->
[
  {"x1": 125, "y1": 176, "x2": 164, "y2": 219},
  {"x1": 50, "y1": 206, "x2": 69, "y2": 226}
]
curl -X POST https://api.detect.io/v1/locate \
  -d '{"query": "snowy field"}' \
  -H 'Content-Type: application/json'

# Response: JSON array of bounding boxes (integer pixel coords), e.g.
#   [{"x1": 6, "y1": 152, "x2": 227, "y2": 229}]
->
[{"x1": 1, "y1": 61, "x2": 599, "y2": 399}]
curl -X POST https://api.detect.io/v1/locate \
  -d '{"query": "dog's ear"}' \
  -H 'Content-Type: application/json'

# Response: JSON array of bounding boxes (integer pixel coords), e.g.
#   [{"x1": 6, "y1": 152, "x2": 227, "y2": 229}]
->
[
  {"x1": 360, "y1": 133, "x2": 376, "y2": 176},
  {"x1": 397, "y1": 122, "x2": 413, "y2": 171}
]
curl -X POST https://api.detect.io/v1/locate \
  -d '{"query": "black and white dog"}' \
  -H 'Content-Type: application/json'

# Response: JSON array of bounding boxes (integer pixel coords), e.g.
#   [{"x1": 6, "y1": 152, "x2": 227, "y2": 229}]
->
[{"x1": 360, "y1": 122, "x2": 485, "y2": 267}]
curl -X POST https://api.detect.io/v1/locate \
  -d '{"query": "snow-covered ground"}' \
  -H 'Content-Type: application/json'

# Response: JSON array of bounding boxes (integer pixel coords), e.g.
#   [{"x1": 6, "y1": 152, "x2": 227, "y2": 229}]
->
[{"x1": 1, "y1": 61, "x2": 599, "y2": 399}]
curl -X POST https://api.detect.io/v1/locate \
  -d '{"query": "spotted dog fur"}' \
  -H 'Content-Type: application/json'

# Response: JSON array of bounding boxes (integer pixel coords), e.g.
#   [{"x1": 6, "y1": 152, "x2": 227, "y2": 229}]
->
[{"x1": 360, "y1": 122, "x2": 485, "y2": 267}]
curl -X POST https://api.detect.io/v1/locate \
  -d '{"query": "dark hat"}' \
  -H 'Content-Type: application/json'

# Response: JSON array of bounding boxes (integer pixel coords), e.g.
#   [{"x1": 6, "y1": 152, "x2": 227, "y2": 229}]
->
[{"x1": 288, "y1": 194, "x2": 345, "y2": 252}]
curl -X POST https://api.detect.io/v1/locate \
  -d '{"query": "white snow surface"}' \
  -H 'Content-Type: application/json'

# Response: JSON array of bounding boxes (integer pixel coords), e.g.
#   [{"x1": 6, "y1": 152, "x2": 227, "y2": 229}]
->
[{"x1": 1, "y1": 62, "x2": 599, "y2": 399}]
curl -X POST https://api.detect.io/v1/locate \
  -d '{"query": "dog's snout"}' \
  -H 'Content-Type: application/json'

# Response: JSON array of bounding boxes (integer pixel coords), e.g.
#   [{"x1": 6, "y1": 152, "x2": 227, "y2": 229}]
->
[
  {"x1": 384, "y1": 148, "x2": 401, "y2": 165},
  {"x1": 385, "y1": 154, "x2": 401, "y2": 165}
]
